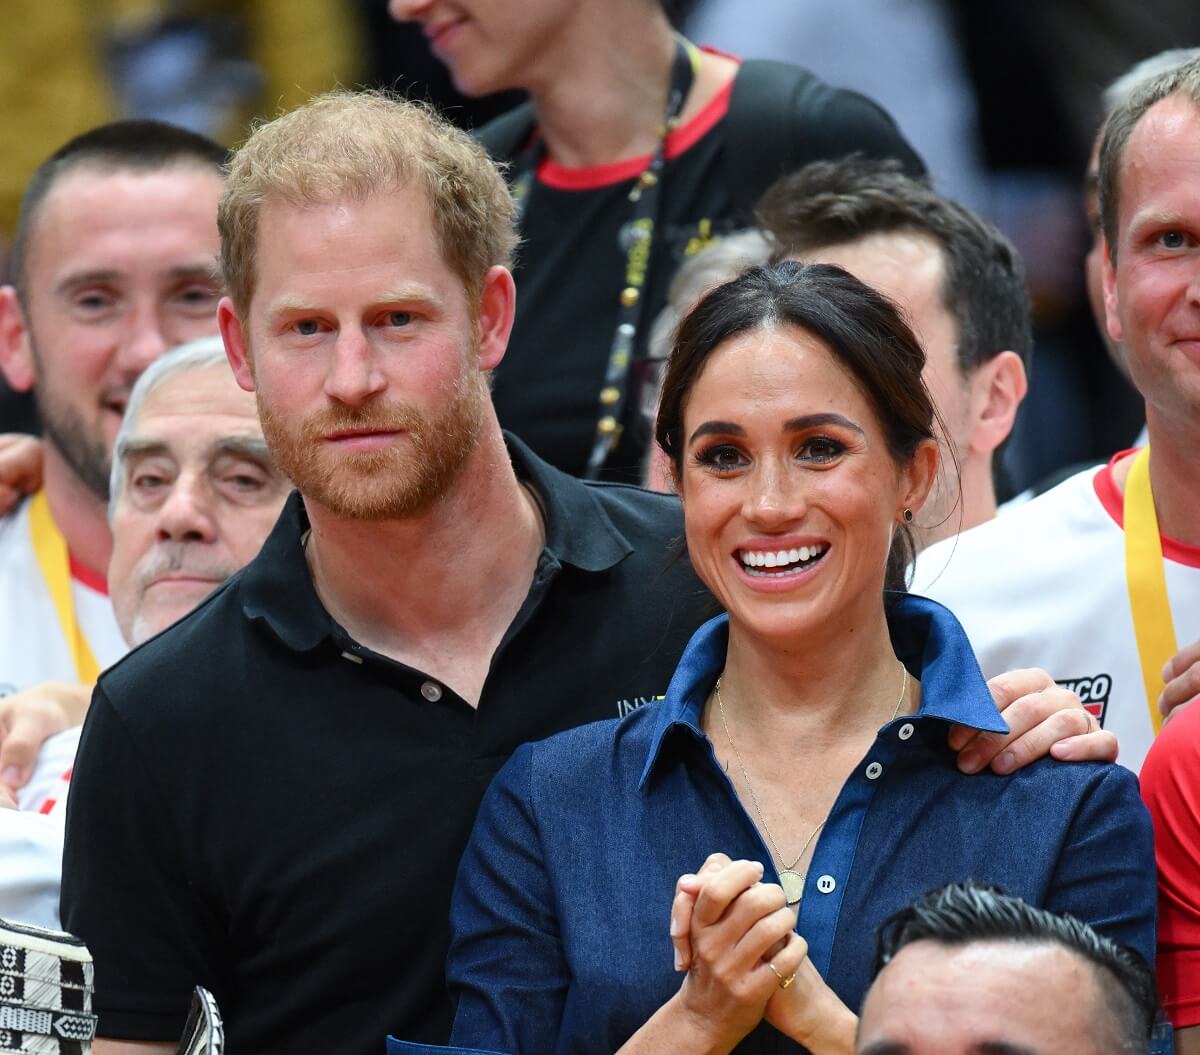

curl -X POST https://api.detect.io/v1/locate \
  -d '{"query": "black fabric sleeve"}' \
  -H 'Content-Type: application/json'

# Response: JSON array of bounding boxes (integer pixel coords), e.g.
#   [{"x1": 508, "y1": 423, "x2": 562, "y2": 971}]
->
[
  {"x1": 796, "y1": 81, "x2": 926, "y2": 176},
  {"x1": 60, "y1": 684, "x2": 226, "y2": 1041},
  {"x1": 725, "y1": 60, "x2": 926, "y2": 221}
]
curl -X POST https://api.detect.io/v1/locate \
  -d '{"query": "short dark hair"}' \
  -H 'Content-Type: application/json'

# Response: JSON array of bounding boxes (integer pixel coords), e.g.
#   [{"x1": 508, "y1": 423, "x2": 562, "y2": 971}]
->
[
  {"x1": 11, "y1": 119, "x2": 228, "y2": 301},
  {"x1": 1099, "y1": 56, "x2": 1200, "y2": 263},
  {"x1": 654, "y1": 261, "x2": 937, "y2": 593},
  {"x1": 757, "y1": 156, "x2": 1033, "y2": 376},
  {"x1": 874, "y1": 882, "x2": 1157, "y2": 1053}
]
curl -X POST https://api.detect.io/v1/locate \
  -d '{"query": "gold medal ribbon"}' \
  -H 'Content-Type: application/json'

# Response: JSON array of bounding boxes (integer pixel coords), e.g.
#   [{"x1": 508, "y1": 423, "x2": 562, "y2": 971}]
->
[
  {"x1": 1122, "y1": 447, "x2": 1175, "y2": 737},
  {"x1": 29, "y1": 491, "x2": 101, "y2": 684}
]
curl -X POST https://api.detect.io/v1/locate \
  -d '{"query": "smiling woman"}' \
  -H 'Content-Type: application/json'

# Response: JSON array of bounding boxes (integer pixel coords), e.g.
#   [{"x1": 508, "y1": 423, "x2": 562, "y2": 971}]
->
[{"x1": 388, "y1": 263, "x2": 1155, "y2": 1055}]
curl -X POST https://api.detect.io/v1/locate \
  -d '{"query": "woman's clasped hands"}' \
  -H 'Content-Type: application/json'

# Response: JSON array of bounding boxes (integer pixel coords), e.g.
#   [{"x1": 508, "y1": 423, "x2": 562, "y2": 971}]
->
[{"x1": 666, "y1": 853, "x2": 856, "y2": 1055}]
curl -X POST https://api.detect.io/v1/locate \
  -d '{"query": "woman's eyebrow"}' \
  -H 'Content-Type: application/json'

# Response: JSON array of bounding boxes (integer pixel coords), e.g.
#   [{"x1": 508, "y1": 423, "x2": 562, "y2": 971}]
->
[
  {"x1": 688, "y1": 420, "x2": 744, "y2": 444},
  {"x1": 783, "y1": 413, "x2": 865, "y2": 435},
  {"x1": 688, "y1": 413, "x2": 864, "y2": 445}
]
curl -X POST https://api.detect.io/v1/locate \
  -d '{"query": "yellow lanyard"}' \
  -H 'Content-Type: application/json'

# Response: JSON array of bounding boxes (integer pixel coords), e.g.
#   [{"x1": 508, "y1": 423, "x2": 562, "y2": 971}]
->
[
  {"x1": 28, "y1": 491, "x2": 101, "y2": 684},
  {"x1": 1122, "y1": 447, "x2": 1175, "y2": 737}
]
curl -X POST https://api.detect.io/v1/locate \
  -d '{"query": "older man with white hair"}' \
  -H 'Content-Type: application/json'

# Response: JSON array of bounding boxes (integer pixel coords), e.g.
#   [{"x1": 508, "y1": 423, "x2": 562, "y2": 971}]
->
[{"x1": 0, "y1": 336, "x2": 287, "y2": 928}]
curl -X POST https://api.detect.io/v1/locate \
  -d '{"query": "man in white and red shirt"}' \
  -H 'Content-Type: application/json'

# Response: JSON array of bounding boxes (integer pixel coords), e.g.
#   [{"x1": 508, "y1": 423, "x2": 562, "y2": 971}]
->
[
  {"x1": 915, "y1": 57, "x2": 1200, "y2": 778},
  {"x1": 0, "y1": 120, "x2": 225, "y2": 740},
  {"x1": 913, "y1": 451, "x2": 1200, "y2": 773}
]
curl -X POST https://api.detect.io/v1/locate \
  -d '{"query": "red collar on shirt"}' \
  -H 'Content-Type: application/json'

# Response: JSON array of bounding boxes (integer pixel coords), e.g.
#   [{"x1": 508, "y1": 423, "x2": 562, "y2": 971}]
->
[
  {"x1": 69, "y1": 553, "x2": 109, "y2": 595},
  {"x1": 1093, "y1": 449, "x2": 1200, "y2": 568},
  {"x1": 536, "y1": 47, "x2": 739, "y2": 192}
]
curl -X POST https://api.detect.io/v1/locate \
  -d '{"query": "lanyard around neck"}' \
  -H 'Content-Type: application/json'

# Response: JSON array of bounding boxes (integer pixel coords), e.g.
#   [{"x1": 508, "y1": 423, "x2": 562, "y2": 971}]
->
[
  {"x1": 1122, "y1": 447, "x2": 1174, "y2": 736},
  {"x1": 512, "y1": 37, "x2": 701, "y2": 478},
  {"x1": 29, "y1": 491, "x2": 101, "y2": 684}
]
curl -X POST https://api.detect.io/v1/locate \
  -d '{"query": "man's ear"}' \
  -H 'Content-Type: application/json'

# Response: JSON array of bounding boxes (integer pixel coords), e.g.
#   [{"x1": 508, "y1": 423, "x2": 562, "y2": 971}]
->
[
  {"x1": 218, "y1": 296, "x2": 256, "y2": 392},
  {"x1": 966, "y1": 351, "x2": 1028, "y2": 457},
  {"x1": 1101, "y1": 239, "x2": 1125, "y2": 345},
  {"x1": 476, "y1": 266, "x2": 516, "y2": 373},
  {"x1": 0, "y1": 287, "x2": 35, "y2": 392}
]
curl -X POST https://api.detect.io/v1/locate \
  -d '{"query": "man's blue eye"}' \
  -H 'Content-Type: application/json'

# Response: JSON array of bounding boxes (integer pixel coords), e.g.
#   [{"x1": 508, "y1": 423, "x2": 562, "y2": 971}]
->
[
  {"x1": 296, "y1": 320, "x2": 320, "y2": 336},
  {"x1": 1160, "y1": 231, "x2": 1185, "y2": 249},
  {"x1": 388, "y1": 312, "x2": 412, "y2": 327}
]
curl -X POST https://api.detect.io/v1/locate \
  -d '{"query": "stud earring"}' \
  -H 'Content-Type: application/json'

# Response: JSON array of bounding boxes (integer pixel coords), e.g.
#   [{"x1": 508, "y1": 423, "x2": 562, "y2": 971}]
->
[{"x1": 902, "y1": 509, "x2": 914, "y2": 523}]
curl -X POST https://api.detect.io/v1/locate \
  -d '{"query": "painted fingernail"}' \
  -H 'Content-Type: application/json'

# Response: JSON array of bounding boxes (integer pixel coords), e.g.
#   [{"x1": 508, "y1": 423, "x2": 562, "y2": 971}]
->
[
  {"x1": 958, "y1": 752, "x2": 982, "y2": 774},
  {"x1": 993, "y1": 751, "x2": 1016, "y2": 774},
  {"x1": 1, "y1": 767, "x2": 20, "y2": 786}
]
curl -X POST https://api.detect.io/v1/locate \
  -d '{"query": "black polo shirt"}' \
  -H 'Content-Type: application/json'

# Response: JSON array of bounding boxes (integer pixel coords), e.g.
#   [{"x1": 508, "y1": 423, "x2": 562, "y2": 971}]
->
[{"x1": 60, "y1": 437, "x2": 710, "y2": 1055}]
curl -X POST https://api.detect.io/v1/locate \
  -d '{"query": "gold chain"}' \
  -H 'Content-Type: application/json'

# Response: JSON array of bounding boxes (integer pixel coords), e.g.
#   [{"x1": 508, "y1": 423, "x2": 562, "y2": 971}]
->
[{"x1": 714, "y1": 664, "x2": 909, "y2": 878}]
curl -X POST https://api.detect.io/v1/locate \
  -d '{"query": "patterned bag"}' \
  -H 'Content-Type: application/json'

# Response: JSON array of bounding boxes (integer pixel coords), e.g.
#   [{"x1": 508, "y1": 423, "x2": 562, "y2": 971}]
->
[
  {"x1": 175, "y1": 987, "x2": 224, "y2": 1055},
  {"x1": 0, "y1": 919, "x2": 95, "y2": 1055}
]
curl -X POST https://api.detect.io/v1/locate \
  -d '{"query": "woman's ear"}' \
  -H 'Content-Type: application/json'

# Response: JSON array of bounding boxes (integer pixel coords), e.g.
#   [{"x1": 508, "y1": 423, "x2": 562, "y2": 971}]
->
[{"x1": 901, "y1": 438, "x2": 939, "y2": 516}]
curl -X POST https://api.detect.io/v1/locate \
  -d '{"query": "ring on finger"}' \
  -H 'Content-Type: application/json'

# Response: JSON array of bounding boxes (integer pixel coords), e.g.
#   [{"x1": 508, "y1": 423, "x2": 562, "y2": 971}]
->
[{"x1": 767, "y1": 960, "x2": 795, "y2": 990}]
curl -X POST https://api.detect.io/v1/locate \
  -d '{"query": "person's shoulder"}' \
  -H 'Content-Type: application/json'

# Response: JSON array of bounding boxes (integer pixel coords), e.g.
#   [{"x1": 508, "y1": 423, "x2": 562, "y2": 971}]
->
[
  {"x1": 729, "y1": 58, "x2": 923, "y2": 172},
  {"x1": 914, "y1": 464, "x2": 1105, "y2": 587},
  {"x1": 1142, "y1": 703, "x2": 1200, "y2": 794},
  {"x1": 98, "y1": 569, "x2": 250, "y2": 707},
  {"x1": 510, "y1": 704, "x2": 662, "y2": 793},
  {"x1": 1006, "y1": 755, "x2": 1143, "y2": 812},
  {"x1": 583, "y1": 479, "x2": 683, "y2": 540}
]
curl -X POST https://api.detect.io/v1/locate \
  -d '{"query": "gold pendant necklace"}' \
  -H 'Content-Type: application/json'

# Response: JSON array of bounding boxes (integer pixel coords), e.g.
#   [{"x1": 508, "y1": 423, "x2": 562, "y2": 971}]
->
[{"x1": 714, "y1": 663, "x2": 908, "y2": 906}]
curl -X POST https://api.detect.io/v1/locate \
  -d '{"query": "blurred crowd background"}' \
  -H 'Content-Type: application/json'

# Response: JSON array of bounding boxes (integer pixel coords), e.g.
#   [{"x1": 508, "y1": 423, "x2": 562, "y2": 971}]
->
[{"x1": 2, "y1": 0, "x2": 1198, "y2": 494}]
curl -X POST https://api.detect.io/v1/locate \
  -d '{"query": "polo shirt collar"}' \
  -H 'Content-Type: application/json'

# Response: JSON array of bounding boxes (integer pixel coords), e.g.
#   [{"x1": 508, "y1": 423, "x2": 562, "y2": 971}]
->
[
  {"x1": 239, "y1": 436, "x2": 635, "y2": 653},
  {"x1": 639, "y1": 593, "x2": 1008, "y2": 788},
  {"x1": 506, "y1": 433, "x2": 633, "y2": 573},
  {"x1": 240, "y1": 491, "x2": 332, "y2": 653}
]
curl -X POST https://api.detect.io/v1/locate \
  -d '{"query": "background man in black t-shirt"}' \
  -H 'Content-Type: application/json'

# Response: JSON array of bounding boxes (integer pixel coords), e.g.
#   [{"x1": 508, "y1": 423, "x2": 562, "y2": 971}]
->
[
  {"x1": 62, "y1": 90, "x2": 1117, "y2": 1055},
  {"x1": 388, "y1": 0, "x2": 924, "y2": 480}
]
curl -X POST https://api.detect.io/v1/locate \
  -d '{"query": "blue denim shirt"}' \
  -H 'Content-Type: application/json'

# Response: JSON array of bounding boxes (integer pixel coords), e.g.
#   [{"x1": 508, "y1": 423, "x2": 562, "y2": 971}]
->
[{"x1": 390, "y1": 596, "x2": 1155, "y2": 1055}]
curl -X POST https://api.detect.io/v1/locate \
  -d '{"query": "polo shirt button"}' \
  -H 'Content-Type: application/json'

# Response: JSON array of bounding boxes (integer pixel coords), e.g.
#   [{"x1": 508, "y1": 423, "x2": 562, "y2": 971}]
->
[
  {"x1": 898, "y1": 723, "x2": 915, "y2": 741},
  {"x1": 420, "y1": 681, "x2": 443, "y2": 702},
  {"x1": 816, "y1": 874, "x2": 836, "y2": 894},
  {"x1": 865, "y1": 761, "x2": 883, "y2": 780}
]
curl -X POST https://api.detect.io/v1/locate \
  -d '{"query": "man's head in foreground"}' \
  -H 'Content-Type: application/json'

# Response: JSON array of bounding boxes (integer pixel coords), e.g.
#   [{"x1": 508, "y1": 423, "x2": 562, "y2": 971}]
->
[
  {"x1": 108, "y1": 338, "x2": 288, "y2": 646},
  {"x1": 1099, "y1": 56, "x2": 1200, "y2": 437},
  {"x1": 758, "y1": 157, "x2": 1031, "y2": 546},
  {"x1": 857, "y1": 882, "x2": 1156, "y2": 1055},
  {"x1": 0, "y1": 120, "x2": 226, "y2": 502},
  {"x1": 1083, "y1": 48, "x2": 1200, "y2": 380},
  {"x1": 215, "y1": 90, "x2": 518, "y2": 521}
]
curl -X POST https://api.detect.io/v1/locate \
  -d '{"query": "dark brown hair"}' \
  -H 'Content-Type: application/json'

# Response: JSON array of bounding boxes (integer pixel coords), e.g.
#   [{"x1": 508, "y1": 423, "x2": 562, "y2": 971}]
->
[
  {"x1": 654, "y1": 261, "x2": 937, "y2": 592},
  {"x1": 12, "y1": 119, "x2": 227, "y2": 304},
  {"x1": 758, "y1": 156, "x2": 1032, "y2": 377}
]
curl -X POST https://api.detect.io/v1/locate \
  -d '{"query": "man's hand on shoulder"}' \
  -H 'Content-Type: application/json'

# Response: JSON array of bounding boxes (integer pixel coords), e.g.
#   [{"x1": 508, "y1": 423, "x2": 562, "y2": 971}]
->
[
  {"x1": 0, "y1": 433, "x2": 44, "y2": 514},
  {"x1": 0, "y1": 682, "x2": 90, "y2": 791},
  {"x1": 950, "y1": 668, "x2": 1117, "y2": 775},
  {"x1": 1161, "y1": 640, "x2": 1200, "y2": 724}
]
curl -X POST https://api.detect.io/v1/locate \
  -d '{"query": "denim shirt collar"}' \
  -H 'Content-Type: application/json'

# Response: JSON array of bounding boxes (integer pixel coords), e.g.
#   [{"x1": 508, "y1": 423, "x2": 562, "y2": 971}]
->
[{"x1": 639, "y1": 593, "x2": 1008, "y2": 788}]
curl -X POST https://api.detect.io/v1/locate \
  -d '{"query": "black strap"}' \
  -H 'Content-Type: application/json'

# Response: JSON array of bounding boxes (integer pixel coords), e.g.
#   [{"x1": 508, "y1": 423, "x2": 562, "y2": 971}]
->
[{"x1": 505, "y1": 38, "x2": 699, "y2": 478}]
